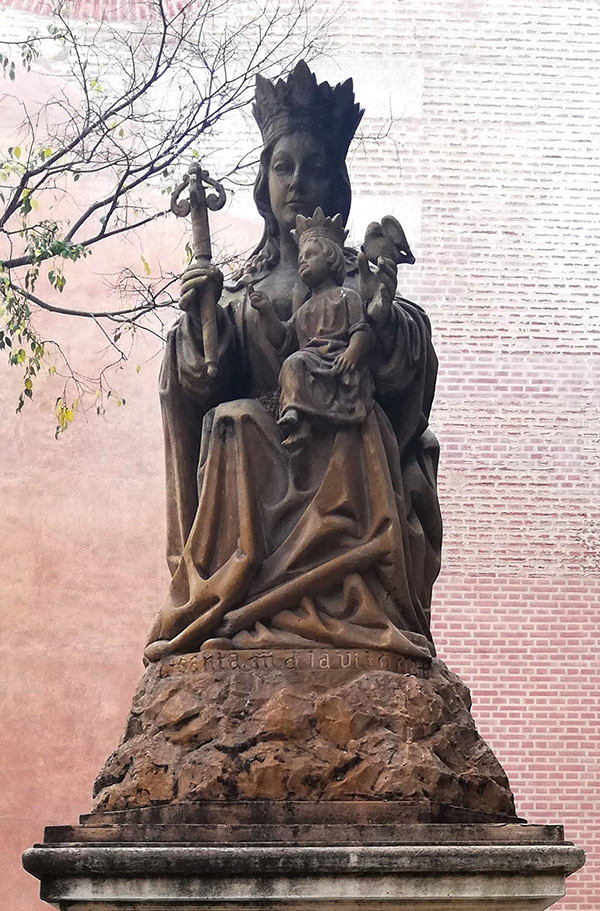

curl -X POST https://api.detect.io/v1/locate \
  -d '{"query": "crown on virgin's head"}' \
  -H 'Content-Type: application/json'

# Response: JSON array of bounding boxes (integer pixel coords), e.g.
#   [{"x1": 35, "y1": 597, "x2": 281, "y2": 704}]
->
[
  {"x1": 253, "y1": 61, "x2": 363, "y2": 159},
  {"x1": 293, "y1": 208, "x2": 348, "y2": 249}
]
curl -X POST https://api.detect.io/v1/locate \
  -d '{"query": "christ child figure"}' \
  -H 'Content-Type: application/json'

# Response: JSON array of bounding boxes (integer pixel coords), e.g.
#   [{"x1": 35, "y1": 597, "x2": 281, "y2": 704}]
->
[{"x1": 250, "y1": 207, "x2": 377, "y2": 448}]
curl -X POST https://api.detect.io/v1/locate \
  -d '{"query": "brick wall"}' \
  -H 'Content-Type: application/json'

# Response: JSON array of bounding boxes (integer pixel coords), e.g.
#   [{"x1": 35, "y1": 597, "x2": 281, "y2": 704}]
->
[
  {"x1": 1, "y1": 1, "x2": 598, "y2": 909},
  {"x1": 327, "y1": 3, "x2": 599, "y2": 908}
]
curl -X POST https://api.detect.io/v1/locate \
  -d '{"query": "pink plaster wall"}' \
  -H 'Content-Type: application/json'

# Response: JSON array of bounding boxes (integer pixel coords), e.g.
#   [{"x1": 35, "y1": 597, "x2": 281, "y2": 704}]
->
[{"x1": 1, "y1": 1, "x2": 598, "y2": 909}]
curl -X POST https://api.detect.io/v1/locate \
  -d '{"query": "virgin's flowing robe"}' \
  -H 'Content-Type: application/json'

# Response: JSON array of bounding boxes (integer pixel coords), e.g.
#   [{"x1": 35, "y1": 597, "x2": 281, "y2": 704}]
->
[{"x1": 145, "y1": 273, "x2": 442, "y2": 663}]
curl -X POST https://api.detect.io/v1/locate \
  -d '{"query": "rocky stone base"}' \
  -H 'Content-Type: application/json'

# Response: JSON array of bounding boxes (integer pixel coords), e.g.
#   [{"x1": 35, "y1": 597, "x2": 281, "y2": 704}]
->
[{"x1": 93, "y1": 649, "x2": 517, "y2": 819}]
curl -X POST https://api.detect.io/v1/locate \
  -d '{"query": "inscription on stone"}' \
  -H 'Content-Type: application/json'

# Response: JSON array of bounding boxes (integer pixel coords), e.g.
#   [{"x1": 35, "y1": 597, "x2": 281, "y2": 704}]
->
[{"x1": 158, "y1": 648, "x2": 430, "y2": 678}]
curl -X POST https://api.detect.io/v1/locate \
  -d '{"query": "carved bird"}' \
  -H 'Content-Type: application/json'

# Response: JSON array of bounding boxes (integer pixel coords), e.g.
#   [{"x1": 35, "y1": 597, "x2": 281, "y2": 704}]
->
[{"x1": 363, "y1": 215, "x2": 415, "y2": 266}]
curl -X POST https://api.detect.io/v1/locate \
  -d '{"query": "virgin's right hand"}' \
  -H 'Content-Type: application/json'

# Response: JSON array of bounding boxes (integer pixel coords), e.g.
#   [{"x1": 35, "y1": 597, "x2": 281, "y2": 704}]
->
[{"x1": 179, "y1": 261, "x2": 224, "y2": 314}]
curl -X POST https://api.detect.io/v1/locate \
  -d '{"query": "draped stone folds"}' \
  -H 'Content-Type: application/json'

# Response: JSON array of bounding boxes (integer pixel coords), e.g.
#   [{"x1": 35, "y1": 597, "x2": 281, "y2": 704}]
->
[{"x1": 144, "y1": 283, "x2": 442, "y2": 664}]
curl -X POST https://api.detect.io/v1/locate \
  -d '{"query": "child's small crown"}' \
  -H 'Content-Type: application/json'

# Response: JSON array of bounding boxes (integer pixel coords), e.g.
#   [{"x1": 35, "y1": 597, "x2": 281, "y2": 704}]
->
[{"x1": 293, "y1": 207, "x2": 348, "y2": 249}]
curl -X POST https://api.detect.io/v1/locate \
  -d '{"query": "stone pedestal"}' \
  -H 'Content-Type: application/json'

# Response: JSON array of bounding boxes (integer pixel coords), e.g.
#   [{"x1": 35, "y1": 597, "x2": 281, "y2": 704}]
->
[
  {"x1": 23, "y1": 803, "x2": 585, "y2": 911},
  {"x1": 90, "y1": 653, "x2": 518, "y2": 818},
  {"x1": 23, "y1": 650, "x2": 585, "y2": 910}
]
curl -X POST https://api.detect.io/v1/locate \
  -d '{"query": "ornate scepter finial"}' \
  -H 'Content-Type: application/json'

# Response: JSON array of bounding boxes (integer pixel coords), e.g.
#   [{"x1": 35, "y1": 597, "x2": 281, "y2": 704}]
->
[{"x1": 170, "y1": 163, "x2": 226, "y2": 378}]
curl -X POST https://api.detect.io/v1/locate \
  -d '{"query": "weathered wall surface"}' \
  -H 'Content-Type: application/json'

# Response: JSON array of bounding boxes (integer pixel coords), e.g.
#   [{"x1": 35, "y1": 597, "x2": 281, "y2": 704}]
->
[{"x1": 1, "y1": 1, "x2": 598, "y2": 909}]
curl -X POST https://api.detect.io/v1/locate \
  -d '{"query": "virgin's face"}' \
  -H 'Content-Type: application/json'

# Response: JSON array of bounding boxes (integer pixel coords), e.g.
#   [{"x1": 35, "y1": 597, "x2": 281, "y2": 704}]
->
[{"x1": 268, "y1": 132, "x2": 331, "y2": 234}]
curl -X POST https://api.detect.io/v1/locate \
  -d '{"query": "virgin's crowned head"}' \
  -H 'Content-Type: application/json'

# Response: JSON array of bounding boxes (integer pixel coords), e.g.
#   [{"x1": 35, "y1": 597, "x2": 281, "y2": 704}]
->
[{"x1": 249, "y1": 62, "x2": 363, "y2": 269}]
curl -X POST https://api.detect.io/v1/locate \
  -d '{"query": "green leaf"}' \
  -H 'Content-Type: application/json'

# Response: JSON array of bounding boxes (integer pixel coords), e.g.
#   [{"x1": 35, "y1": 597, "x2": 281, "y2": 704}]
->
[{"x1": 13, "y1": 146, "x2": 21, "y2": 159}]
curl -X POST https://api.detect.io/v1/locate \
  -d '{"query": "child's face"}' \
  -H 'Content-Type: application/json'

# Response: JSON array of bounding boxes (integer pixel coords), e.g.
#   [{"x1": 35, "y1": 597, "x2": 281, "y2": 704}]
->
[{"x1": 298, "y1": 239, "x2": 330, "y2": 288}]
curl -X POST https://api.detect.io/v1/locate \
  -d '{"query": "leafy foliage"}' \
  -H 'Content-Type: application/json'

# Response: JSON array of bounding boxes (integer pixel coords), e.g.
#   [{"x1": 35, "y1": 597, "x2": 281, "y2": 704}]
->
[{"x1": 0, "y1": 0, "x2": 323, "y2": 432}]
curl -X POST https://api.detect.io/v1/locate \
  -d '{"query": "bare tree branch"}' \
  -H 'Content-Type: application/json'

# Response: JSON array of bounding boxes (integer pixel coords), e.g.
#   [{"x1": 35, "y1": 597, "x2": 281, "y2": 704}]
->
[{"x1": 0, "y1": 0, "x2": 328, "y2": 425}]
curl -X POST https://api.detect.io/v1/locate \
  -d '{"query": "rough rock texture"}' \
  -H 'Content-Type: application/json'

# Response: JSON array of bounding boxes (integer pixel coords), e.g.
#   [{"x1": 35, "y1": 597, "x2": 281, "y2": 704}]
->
[{"x1": 93, "y1": 655, "x2": 516, "y2": 818}]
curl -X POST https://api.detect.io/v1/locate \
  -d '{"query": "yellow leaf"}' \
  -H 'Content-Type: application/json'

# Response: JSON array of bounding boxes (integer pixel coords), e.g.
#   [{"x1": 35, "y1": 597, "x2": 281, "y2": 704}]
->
[{"x1": 141, "y1": 255, "x2": 151, "y2": 276}]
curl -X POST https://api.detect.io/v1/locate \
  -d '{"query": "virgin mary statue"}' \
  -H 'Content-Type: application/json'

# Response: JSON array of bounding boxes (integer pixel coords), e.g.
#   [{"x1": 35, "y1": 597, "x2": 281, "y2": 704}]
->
[{"x1": 144, "y1": 62, "x2": 442, "y2": 665}]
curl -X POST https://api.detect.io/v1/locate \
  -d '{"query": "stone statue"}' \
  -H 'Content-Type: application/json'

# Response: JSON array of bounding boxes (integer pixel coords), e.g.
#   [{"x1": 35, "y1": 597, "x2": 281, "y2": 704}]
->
[
  {"x1": 143, "y1": 61, "x2": 442, "y2": 665},
  {"x1": 24, "y1": 64, "x2": 585, "y2": 911},
  {"x1": 93, "y1": 62, "x2": 517, "y2": 819}
]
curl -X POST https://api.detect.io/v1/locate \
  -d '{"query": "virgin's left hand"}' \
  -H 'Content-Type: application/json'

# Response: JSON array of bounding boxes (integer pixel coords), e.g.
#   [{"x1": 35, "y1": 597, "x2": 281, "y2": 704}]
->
[
  {"x1": 358, "y1": 252, "x2": 397, "y2": 305},
  {"x1": 367, "y1": 282, "x2": 393, "y2": 327}
]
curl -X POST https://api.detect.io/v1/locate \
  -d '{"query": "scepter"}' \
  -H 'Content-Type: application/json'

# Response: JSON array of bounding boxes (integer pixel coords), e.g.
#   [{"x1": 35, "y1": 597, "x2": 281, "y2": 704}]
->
[{"x1": 170, "y1": 162, "x2": 226, "y2": 378}]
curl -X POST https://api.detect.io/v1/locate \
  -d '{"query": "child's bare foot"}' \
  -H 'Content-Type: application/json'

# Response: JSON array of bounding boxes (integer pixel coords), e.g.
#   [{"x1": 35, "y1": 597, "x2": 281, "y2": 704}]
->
[
  {"x1": 281, "y1": 417, "x2": 311, "y2": 450},
  {"x1": 277, "y1": 407, "x2": 299, "y2": 431}
]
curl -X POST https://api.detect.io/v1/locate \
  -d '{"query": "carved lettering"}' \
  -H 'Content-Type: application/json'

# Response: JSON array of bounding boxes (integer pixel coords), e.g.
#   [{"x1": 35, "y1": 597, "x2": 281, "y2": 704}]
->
[
  {"x1": 250, "y1": 652, "x2": 274, "y2": 669},
  {"x1": 154, "y1": 648, "x2": 429, "y2": 678}
]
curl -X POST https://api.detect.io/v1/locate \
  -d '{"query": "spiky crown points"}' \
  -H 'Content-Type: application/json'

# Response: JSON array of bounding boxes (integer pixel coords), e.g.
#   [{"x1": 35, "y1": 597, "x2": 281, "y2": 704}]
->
[
  {"x1": 253, "y1": 61, "x2": 364, "y2": 160},
  {"x1": 293, "y1": 207, "x2": 348, "y2": 249}
]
